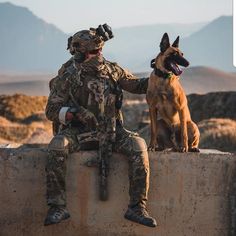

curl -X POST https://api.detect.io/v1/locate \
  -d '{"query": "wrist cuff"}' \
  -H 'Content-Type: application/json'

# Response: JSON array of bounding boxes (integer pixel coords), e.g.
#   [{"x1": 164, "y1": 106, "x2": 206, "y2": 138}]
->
[{"x1": 59, "y1": 107, "x2": 70, "y2": 125}]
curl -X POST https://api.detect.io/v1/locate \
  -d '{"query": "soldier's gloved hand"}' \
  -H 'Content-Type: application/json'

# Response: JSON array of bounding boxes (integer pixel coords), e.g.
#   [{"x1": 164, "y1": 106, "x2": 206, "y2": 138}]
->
[
  {"x1": 65, "y1": 107, "x2": 77, "y2": 122},
  {"x1": 65, "y1": 111, "x2": 74, "y2": 121},
  {"x1": 65, "y1": 107, "x2": 98, "y2": 129},
  {"x1": 76, "y1": 108, "x2": 98, "y2": 129}
]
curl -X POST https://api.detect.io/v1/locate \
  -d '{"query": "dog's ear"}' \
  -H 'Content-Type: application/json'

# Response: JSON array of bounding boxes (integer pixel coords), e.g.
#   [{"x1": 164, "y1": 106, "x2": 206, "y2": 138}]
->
[
  {"x1": 160, "y1": 33, "x2": 170, "y2": 53},
  {"x1": 172, "y1": 36, "x2": 180, "y2": 48}
]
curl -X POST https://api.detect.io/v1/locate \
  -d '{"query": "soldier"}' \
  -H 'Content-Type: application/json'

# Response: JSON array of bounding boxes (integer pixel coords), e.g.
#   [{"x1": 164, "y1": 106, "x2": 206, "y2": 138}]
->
[{"x1": 44, "y1": 24, "x2": 157, "y2": 228}]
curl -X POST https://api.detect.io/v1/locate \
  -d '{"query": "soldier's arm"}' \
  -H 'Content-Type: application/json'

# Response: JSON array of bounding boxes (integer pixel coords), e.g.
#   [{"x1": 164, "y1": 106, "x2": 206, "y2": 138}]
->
[
  {"x1": 45, "y1": 74, "x2": 70, "y2": 123},
  {"x1": 46, "y1": 72, "x2": 98, "y2": 127},
  {"x1": 114, "y1": 63, "x2": 149, "y2": 94}
]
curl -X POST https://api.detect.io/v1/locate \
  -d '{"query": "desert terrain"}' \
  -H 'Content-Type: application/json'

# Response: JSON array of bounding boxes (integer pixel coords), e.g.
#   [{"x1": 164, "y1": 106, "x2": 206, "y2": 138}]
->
[{"x1": 0, "y1": 89, "x2": 235, "y2": 153}]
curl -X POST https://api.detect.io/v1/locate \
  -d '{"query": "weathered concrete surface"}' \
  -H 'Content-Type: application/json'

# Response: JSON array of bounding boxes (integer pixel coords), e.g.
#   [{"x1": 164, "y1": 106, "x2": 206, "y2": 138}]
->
[{"x1": 0, "y1": 146, "x2": 236, "y2": 236}]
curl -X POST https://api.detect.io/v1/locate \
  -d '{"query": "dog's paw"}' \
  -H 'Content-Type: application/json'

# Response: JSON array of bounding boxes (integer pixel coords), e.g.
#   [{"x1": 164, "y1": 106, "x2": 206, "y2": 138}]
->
[
  {"x1": 148, "y1": 141, "x2": 157, "y2": 152},
  {"x1": 148, "y1": 143, "x2": 161, "y2": 152},
  {"x1": 149, "y1": 145, "x2": 166, "y2": 152},
  {"x1": 170, "y1": 147, "x2": 178, "y2": 152},
  {"x1": 155, "y1": 146, "x2": 165, "y2": 152},
  {"x1": 177, "y1": 146, "x2": 188, "y2": 153},
  {"x1": 189, "y1": 147, "x2": 200, "y2": 153},
  {"x1": 148, "y1": 145, "x2": 156, "y2": 152}
]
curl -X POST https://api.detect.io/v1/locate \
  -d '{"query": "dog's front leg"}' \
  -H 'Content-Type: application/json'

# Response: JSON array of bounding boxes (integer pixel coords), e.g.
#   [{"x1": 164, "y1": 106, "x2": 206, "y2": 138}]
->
[
  {"x1": 178, "y1": 108, "x2": 188, "y2": 152},
  {"x1": 148, "y1": 105, "x2": 158, "y2": 151}
]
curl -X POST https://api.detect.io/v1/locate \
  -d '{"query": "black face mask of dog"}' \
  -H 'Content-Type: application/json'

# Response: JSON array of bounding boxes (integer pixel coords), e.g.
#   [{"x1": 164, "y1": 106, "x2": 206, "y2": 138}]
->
[{"x1": 160, "y1": 33, "x2": 189, "y2": 76}]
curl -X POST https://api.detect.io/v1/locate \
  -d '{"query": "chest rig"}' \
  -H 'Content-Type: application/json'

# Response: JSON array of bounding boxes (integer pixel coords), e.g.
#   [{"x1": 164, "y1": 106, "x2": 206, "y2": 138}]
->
[
  {"x1": 88, "y1": 68, "x2": 116, "y2": 141},
  {"x1": 68, "y1": 60, "x2": 122, "y2": 140},
  {"x1": 87, "y1": 70, "x2": 115, "y2": 113}
]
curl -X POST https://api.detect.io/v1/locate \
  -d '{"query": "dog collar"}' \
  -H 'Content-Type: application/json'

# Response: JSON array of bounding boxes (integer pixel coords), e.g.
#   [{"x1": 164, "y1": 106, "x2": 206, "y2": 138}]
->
[
  {"x1": 150, "y1": 58, "x2": 172, "y2": 79},
  {"x1": 154, "y1": 67, "x2": 172, "y2": 79}
]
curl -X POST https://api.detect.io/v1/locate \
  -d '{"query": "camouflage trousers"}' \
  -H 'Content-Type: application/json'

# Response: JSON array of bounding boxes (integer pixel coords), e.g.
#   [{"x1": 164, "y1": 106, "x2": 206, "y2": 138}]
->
[{"x1": 46, "y1": 125, "x2": 149, "y2": 208}]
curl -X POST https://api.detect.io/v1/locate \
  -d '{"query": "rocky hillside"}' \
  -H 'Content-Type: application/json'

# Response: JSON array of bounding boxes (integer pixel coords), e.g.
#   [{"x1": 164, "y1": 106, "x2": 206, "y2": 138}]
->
[
  {"x1": 0, "y1": 94, "x2": 51, "y2": 143},
  {"x1": 198, "y1": 118, "x2": 236, "y2": 152},
  {"x1": 0, "y1": 94, "x2": 47, "y2": 122},
  {"x1": 188, "y1": 92, "x2": 236, "y2": 123}
]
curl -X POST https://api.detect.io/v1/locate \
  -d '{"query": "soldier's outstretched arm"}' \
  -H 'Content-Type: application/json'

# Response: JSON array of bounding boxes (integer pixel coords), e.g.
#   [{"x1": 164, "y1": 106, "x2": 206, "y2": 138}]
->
[{"x1": 114, "y1": 63, "x2": 149, "y2": 94}]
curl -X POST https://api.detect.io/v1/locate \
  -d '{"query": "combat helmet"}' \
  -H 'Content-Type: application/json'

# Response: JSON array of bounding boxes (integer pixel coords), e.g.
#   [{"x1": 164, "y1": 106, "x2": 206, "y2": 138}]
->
[{"x1": 67, "y1": 24, "x2": 114, "y2": 55}]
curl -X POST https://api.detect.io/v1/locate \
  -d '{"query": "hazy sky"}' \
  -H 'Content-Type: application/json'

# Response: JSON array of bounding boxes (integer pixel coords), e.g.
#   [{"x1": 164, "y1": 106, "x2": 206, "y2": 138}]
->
[{"x1": 0, "y1": 0, "x2": 232, "y2": 33}]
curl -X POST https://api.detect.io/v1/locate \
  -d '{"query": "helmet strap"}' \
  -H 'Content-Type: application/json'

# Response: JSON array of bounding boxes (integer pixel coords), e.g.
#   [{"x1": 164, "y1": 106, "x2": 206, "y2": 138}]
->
[{"x1": 73, "y1": 51, "x2": 86, "y2": 63}]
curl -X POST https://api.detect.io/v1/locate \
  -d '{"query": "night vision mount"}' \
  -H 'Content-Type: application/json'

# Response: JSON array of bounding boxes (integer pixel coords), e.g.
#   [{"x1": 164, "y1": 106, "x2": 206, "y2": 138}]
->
[{"x1": 95, "y1": 23, "x2": 114, "y2": 41}]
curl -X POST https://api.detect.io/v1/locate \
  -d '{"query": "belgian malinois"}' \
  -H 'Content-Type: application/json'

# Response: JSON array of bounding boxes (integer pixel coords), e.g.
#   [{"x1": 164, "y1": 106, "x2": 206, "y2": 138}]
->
[{"x1": 146, "y1": 33, "x2": 200, "y2": 152}]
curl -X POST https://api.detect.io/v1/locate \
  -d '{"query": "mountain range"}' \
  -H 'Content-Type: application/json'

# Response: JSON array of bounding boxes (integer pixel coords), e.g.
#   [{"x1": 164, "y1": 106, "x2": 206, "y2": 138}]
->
[
  {"x1": 0, "y1": 2, "x2": 233, "y2": 73},
  {"x1": 110, "y1": 16, "x2": 233, "y2": 72},
  {"x1": 0, "y1": 2, "x2": 68, "y2": 72},
  {"x1": 182, "y1": 16, "x2": 233, "y2": 72}
]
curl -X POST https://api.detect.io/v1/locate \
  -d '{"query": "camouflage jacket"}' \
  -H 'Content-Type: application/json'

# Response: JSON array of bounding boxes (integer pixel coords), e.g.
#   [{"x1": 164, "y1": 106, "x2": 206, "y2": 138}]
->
[{"x1": 45, "y1": 56, "x2": 148, "y2": 134}]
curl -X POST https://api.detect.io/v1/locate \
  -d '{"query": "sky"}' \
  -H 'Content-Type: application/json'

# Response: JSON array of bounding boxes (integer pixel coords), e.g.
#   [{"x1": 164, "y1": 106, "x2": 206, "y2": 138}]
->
[{"x1": 0, "y1": 0, "x2": 232, "y2": 33}]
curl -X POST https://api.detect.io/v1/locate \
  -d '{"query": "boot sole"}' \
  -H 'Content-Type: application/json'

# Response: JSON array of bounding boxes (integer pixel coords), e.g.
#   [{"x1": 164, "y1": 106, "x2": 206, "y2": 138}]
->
[
  {"x1": 124, "y1": 214, "x2": 157, "y2": 228},
  {"x1": 44, "y1": 213, "x2": 70, "y2": 226}
]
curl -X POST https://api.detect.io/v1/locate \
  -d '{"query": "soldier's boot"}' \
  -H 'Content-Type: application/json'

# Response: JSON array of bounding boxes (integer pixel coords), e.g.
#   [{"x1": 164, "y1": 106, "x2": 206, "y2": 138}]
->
[
  {"x1": 124, "y1": 205, "x2": 157, "y2": 227},
  {"x1": 44, "y1": 206, "x2": 70, "y2": 226}
]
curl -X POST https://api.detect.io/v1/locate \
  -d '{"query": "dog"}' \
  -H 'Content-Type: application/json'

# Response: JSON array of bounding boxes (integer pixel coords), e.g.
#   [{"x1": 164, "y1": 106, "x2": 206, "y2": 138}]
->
[{"x1": 146, "y1": 33, "x2": 200, "y2": 152}]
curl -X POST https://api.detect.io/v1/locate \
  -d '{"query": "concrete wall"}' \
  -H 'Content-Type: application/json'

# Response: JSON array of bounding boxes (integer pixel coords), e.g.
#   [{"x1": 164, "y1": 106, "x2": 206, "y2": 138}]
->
[{"x1": 0, "y1": 146, "x2": 236, "y2": 236}]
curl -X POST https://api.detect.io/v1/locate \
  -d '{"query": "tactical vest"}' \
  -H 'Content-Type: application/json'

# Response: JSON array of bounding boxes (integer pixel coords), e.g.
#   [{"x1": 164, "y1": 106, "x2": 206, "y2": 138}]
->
[{"x1": 50, "y1": 59, "x2": 123, "y2": 135}]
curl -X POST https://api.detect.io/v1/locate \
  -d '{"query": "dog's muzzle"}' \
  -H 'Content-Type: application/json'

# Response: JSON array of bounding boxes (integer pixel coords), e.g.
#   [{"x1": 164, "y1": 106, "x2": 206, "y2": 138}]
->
[{"x1": 164, "y1": 54, "x2": 189, "y2": 76}]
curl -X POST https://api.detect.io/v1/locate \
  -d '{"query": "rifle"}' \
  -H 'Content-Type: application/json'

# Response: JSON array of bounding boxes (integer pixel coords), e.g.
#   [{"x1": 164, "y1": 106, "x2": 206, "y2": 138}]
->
[
  {"x1": 76, "y1": 112, "x2": 114, "y2": 201},
  {"x1": 85, "y1": 78, "x2": 115, "y2": 201},
  {"x1": 96, "y1": 78, "x2": 115, "y2": 201},
  {"x1": 97, "y1": 115, "x2": 114, "y2": 200}
]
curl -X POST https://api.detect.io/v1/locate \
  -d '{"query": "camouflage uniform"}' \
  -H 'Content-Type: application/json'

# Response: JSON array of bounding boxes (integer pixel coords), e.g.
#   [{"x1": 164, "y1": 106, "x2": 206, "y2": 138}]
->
[
  {"x1": 45, "y1": 56, "x2": 150, "y2": 208},
  {"x1": 44, "y1": 25, "x2": 156, "y2": 227}
]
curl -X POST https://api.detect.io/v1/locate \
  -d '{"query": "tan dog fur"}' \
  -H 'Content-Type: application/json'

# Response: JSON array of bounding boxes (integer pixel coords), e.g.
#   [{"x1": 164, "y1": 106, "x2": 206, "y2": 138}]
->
[{"x1": 146, "y1": 33, "x2": 200, "y2": 152}]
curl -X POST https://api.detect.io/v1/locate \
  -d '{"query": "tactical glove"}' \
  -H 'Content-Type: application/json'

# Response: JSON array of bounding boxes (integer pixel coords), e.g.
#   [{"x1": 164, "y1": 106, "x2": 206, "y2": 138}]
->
[
  {"x1": 76, "y1": 107, "x2": 98, "y2": 129},
  {"x1": 66, "y1": 107, "x2": 98, "y2": 129}
]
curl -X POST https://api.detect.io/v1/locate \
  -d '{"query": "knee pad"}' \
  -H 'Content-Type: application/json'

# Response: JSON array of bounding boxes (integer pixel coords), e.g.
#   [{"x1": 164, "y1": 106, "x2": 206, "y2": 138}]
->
[
  {"x1": 131, "y1": 136, "x2": 147, "y2": 152},
  {"x1": 48, "y1": 135, "x2": 69, "y2": 151}
]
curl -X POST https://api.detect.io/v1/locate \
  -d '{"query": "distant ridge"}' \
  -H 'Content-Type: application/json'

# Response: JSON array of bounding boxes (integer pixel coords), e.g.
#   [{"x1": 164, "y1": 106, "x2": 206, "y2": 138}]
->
[
  {"x1": 0, "y1": 66, "x2": 236, "y2": 96},
  {"x1": 181, "y1": 66, "x2": 236, "y2": 94},
  {"x1": 139, "y1": 16, "x2": 233, "y2": 72},
  {"x1": 104, "y1": 22, "x2": 207, "y2": 71},
  {"x1": 0, "y1": 2, "x2": 68, "y2": 72},
  {"x1": 182, "y1": 16, "x2": 234, "y2": 72}
]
